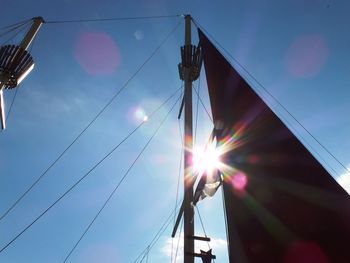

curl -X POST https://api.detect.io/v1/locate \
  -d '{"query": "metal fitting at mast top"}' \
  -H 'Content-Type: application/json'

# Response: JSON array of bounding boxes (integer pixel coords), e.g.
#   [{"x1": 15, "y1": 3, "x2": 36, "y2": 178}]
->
[
  {"x1": 178, "y1": 44, "x2": 202, "y2": 81},
  {"x1": 0, "y1": 17, "x2": 43, "y2": 130}
]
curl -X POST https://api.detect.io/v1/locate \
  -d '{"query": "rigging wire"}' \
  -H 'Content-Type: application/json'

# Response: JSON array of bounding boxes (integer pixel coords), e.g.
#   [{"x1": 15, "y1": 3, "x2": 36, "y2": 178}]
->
[
  {"x1": 173, "y1": 218, "x2": 184, "y2": 263},
  {"x1": 0, "y1": 18, "x2": 32, "y2": 31},
  {"x1": 138, "y1": 245, "x2": 151, "y2": 263},
  {"x1": 0, "y1": 22, "x2": 31, "y2": 135},
  {"x1": 194, "y1": 76, "x2": 201, "y2": 146},
  {"x1": 62, "y1": 93, "x2": 182, "y2": 263},
  {"x1": 193, "y1": 85, "x2": 213, "y2": 123},
  {"x1": 2, "y1": 28, "x2": 39, "y2": 126},
  {"x1": 139, "y1": 245, "x2": 151, "y2": 263},
  {"x1": 0, "y1": 20, "x2": 38, "y2": 130},
  {"x1": 192, "y1": 73, "x2": 217, "y2": 262},
  {"x1": 0, "y1": 86, "x2": 182, "y2": 254},
  {"x1": 2, "y1": 23, "x2": 38, "y2": 125},
  {"x1": 0, "y1": 22, "x2": 31, "y2": 46},
  {"x1": 195, "y1": 205, "x2": 215, "y2": 263},
  {"x1": 278, "y1": 110, "x2": 340, "y2": 176},
  {"x1": 0, "y1": 21, "x2": 181, "y2": 223},
  {"x1": 139, "y1": 252, "x2": 147, "y2": 262},
  {"x1": 4, "y1": 86, "x2": 20, "y2": 124},
  {"x1": 139, "y1": 247, "x2": 150, "y2": 263},
  {"x1": 0, "y1": 19, "x2": 31, "y2": 39},
  {"x1": 239, "y1": 67, "x2": 342, "y2": 177},
  {"x1": 146, "y1": 245, "x2": 150, "y2": 263},
  {"x1": 133, "y1": 203, "x2": 180, "y2": 263},
  {"x1": 220, "y1": 186, "x2": 231, "y2": 261},
  {"x1": 192, "y1": 18, "x2": 350, "y2": 175},
  {"x1": 133, "y1": 127, "x2": 208, "y2": 263},
  {"x1": 45, "y1": 14, "x2": 181, "y2": 24},
  {"x1": 133, "y1": 21, "x2": 231, "y2": 263},
  {"x1": 171, "y1": 105, "x2": 184, "y2": 263}
]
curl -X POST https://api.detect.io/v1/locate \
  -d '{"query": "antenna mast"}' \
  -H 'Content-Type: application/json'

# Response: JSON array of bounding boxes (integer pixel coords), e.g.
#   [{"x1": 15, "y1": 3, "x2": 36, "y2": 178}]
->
[
  {"x1": 183, "y1": 14, "x2": 194, "y2": 263},
  {"x1": 175, "y1": 14, "x2": 210, "y2": 262}
]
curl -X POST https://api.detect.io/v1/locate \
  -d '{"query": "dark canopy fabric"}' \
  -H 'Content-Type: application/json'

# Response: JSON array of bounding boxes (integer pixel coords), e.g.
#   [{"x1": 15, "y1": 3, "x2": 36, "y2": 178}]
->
[{"x1": 199, "y1": 29, "x2": 350, "y2": 263}]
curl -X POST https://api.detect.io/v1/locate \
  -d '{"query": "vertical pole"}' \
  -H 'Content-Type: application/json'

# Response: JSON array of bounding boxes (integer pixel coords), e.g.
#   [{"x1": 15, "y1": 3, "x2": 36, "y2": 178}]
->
[
  {"x1": 183, "y1": 14, "x2": 194, "y2": 263},
  {"x1": 0, "y1": 17, "x2": 43, "y2": 129},
  {"x1": 0, "y1": 90, "x2": 5, "y2": 129}
]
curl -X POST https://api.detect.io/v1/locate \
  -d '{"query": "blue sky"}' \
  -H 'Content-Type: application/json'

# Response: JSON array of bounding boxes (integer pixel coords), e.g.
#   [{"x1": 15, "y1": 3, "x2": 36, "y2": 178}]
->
[{"x1": 1, "y1": 0, "x2": 350, "y2": 262}]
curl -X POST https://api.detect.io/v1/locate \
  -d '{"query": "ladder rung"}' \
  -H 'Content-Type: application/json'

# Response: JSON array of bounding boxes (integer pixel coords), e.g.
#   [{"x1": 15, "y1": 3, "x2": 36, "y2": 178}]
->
[
  {"x1": 187, "y1": 235, "x2": 211, "y2": 242},
  {"x1": 185, "y1": 252, "x2": 216, "y2": 259}
]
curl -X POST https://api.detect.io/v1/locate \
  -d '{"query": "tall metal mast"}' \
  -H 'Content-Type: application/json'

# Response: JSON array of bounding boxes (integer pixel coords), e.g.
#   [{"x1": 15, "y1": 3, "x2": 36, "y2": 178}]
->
[
  {"x1": 175, "y1": 14, "x2": 206, "y2": 262},
  {"x1": 183, "y1": 14, "x2": 194, "y2": 263},
  {"x1": 0, "y1": 17, "x2": 43, "y2": 129}
]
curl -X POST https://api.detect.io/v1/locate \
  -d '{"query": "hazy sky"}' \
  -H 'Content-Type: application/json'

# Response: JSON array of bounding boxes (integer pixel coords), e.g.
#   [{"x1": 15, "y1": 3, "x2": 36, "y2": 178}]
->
[{"x1": 0, "y1": 0, "x2": 349, "y2": 262}]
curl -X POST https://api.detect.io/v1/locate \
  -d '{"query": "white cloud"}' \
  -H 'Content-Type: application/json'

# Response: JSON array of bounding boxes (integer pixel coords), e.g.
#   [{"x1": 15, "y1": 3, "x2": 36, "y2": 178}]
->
[
  {"x1": 161, "y1": 233, "x2": 227, "y2": 263},
  {"x1": 337, "y1": 169, "x2": 350, "y2": 194},
  {"x1": 19, "y1": 84, "x2": 95, "y2": 120}
]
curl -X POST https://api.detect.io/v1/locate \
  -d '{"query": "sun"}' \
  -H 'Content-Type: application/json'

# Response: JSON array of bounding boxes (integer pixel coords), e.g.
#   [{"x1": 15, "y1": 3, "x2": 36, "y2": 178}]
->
[{"x1": 192, "y1": 142, "x2": 221, "y2": 175}]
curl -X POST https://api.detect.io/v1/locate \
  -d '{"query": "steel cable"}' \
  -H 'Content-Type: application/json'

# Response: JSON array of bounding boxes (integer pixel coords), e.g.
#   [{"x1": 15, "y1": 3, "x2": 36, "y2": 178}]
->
[
  {"x1": 62, "y1": 93, "x2": 182, "y2": 262},
  {"x1": 0, "y1": 86, "x2": 182, "y2": 254},
  {"x1": 0, "y1": 21, "x2": 181, "y2": 223}
]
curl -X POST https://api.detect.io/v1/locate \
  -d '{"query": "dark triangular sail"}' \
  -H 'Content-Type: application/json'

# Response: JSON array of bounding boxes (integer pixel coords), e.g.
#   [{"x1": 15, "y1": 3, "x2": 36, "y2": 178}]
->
[{"x1": 199, "y1": 29, "x2": 350, "y2": 262}]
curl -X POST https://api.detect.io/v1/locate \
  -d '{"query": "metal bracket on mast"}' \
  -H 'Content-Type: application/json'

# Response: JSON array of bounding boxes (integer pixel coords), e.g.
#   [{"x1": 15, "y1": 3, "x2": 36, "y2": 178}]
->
[
  {"x1": 177, "y1": 42, "x2": 202, "y2": 120},
  {"x1": 178, "y1": 44, "x2": 202, "y2": 82},
  {"x1": 0, "y1": 16, "x2": 44, "y2": 130}
]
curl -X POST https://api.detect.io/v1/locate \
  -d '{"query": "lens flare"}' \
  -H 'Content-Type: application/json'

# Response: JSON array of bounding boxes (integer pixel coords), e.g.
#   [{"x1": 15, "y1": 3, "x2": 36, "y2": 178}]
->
[
  {"x1": 285, "y1": 34, "x2": 328, "y2": 78},
  {"x1": 74, "y1": 31, "x2": 120, "y2": 75},
  {"x1": 231, "y1": 171, "x2": 248, "y2": 191},
  {"x1": 192, "y1": 142, "x2": 221, "y2": 175},
  {"x1": 128, "y1": 106, "x2": 148, "y2": 124}
]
